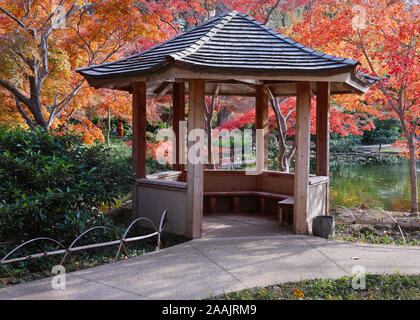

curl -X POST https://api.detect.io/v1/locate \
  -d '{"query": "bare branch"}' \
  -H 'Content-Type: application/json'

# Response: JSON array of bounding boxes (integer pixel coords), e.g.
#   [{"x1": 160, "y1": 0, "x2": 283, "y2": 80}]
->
[
  {"x1": 9, "y1": 47, "x2": 35, "y2": 72},
  {"x1": 0, "y1": 5, "x2": 27, "y2": 29},
  {"x1": 21, "y1": 0, "x2": 33, "y2": 23},
  {"x1": 160, "y1": 17, "x2": 179, "y2": 34},
  {"x1": 263, "y1": 0, "x2": 281, "y2": 25},
  {"x1": 15, "y1": 97, "x2": 35, "y2": 129},
  {"x1": 49, "y1": 79, "x2": 86, "y2": 124},
  {"x1": 0, "y1": 77, "x2": 31, "y2": 107}
]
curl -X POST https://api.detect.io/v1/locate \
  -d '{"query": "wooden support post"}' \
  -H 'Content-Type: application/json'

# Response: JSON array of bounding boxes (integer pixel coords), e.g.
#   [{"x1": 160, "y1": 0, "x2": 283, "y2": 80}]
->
[
  {"x1": 209, "y1": 197, "x2": 217, "y2": 215},
  {"x1": 233, "y1": 196, "x2": 240, "y2": 214},
  {"x1": 259, "y1": 197, "x2": 265, "y2": 215},
  {"x1": 256, "y1": 85, "x2": 269, "y2": 170},
  {"x1": 316, "y1": 82, "x2": 330, "y2": 214},
  {"x1": 132, "y1": 183, "x2": 139, "y2": 220},
  {"x1": 173, "y1": 82, "x2": 185, "y2": 172},
  {"x1": 294, "y1": 82, "x2": 311, "y2": 234},
  {"x1": 278, "y1": 207, "x2": 284, "y2": 226},
  {"x1": 256, "y1": 175, "x2": 263, "y2": 191},
  {"x1": 132, "y1": 82, "x2": 147, "y2": 178},
  {"x1": 187, "y1": 79, "x2": 205, "y2": 239},
  {"x1": 316, "y1": 82, "x2": 330, "y2": 177}
]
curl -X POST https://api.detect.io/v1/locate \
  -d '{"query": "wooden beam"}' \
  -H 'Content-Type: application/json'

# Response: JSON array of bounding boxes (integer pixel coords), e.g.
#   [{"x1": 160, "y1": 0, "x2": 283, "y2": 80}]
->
[
  {"x1": 132, "y1": 82, "x2": 147, "y2": 178},
  {"x1": 294, "y1": 82, "x2": 311, "y2": 234},
  {"x1": 316, "y1": 82, "x2": 330, "y2": 176},
  {"x1": 316, "y1": 82, "x2": 330, "y2": 215},
  {"x1": 155, "y1": 81, "x2": 171, "y2": 97},
  {"x1": 173, "y1": 82, "x2": 185, "y2": 171},
  {"x1": 255, "y1": 85, "x2": 269, "y2": 170},
  {"x1": 187, "y1": 79, "x2": 205, "y2": 239},
  {"x1": 90, "y1": 68, "x2": 356, "y2": 93}
]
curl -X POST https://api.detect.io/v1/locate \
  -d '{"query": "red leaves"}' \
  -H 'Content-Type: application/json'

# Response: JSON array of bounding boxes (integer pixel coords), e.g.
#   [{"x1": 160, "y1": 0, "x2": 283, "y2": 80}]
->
[
  {"x1": 219, "y1": 97, "x2": 374, "y2": 137},
  {"x1": 292, "y1": 0, "x2": 419, "y2": 157}
]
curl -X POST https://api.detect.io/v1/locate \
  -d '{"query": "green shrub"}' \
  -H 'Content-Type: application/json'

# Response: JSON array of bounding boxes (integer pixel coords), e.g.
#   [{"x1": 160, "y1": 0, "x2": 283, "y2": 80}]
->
[
  {"x1": 362, "y1": 118, "x2": 401, "y2": 146},
  {"x1": 330, "y1": 133, "x2": 363, "y2": 153},
  {"x1": 0, "y1": 127, "x2": 134, "y2": 243}
]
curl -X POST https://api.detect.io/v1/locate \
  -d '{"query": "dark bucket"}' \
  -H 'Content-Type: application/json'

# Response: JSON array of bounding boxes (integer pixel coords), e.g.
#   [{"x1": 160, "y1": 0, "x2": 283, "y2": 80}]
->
[{"x1": 312, "y1": 216, "x2": 335, "y2": 239}]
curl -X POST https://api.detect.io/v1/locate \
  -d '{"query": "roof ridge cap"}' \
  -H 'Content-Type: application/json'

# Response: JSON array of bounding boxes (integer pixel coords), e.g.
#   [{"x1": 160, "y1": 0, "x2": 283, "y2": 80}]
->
[
  {"x1": 236, "y1": 12, "x2": 359, "y2": 67},
  {"x1": 169, "y1": 11, "x2": 238, "y2": 61}
]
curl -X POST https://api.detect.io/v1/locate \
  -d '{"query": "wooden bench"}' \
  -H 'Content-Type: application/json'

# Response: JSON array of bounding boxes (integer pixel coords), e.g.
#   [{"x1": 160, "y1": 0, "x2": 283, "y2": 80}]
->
[
  {"x1": 277, "y1": 196, "x2": 294, "y2": 227},
  {"x1": 203, "y1": 191, "x2": 294, "y2": 226}
]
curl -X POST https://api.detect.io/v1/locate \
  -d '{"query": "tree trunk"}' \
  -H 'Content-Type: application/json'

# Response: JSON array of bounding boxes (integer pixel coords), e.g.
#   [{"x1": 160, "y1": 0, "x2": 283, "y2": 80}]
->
[
  {"x1": 408, "y1": 134, "x2": 418, "y2": 213},
  {"x1": 106, "y1": 107, "x2": 111, "y2": 148},
  {"x1": 399, "y1": 112, "x2": 418, "y2": 214},
  {"x1": 216, "y1": 106, "x2": 231, "y2": 127},
  {"x1": 268, "y1": 93, "x2": 295, "y2": 172},
  {"x1": 278, "y1": 139, "x2": 287, "y2": 171},
  {"x1": 30, "y1": 99, "x2": 49, "y2": 129},
  {"x1": 0, "y1": 3, "x2": 113, "y2": 131},
  {"x1": 206, "y1": 88, "x2": 219, "y2": 168},
  {"x1": 207, "y1": 114, "x2": 213, "y2": 167}
]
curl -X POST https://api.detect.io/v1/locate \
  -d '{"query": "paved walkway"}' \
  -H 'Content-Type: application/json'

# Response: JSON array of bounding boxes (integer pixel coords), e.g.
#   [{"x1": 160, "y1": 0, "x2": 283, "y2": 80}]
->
[
  {"x1": 202, "y1": 213, "x2": 291, "y2": 238},
  {"x1": 0, "y1": 235, "x2": 419, "y2": 300}
]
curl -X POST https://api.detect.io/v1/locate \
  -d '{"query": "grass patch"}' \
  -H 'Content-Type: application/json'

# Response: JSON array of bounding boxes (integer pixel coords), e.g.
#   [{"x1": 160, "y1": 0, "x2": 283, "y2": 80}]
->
[{"x1": 212, "y1": 274, "x2": 420, "y2": 300}]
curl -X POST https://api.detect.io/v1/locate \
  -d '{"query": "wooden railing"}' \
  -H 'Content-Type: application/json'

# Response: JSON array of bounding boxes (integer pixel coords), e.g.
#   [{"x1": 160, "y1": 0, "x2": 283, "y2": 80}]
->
[{"x1": 142, "y1": 169, "x2": 328, "y2": 192}]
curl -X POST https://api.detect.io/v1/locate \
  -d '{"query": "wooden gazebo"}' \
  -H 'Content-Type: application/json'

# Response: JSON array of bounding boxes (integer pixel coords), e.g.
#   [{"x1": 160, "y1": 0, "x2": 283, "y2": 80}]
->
[{"x1": 77, "y1": 11, "x2": 376, "y2": 238}]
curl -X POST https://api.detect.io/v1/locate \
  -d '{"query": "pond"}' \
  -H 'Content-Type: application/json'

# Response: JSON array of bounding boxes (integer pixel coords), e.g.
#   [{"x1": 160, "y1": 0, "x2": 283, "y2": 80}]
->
[{"x1": 329, "y1": 157, "x2": 419, "y2": 211}]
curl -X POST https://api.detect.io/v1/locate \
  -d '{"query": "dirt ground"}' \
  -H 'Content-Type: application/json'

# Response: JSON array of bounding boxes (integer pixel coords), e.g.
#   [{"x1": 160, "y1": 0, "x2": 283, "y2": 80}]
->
[{"x1": 330, "y1": 207, "x2": 420, "y2": 245}]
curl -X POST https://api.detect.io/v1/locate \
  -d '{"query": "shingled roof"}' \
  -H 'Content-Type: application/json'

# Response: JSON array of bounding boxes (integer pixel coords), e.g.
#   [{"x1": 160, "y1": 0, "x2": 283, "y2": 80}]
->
[{"x1": 76, "y1": 11, "x2": 377, "y2": 95}]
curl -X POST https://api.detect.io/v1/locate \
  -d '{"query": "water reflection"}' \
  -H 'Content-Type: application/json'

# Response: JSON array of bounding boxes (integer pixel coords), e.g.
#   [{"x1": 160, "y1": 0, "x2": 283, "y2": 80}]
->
[{"x1": 329, "y1": 159, "x2": 419, "y2": 211}]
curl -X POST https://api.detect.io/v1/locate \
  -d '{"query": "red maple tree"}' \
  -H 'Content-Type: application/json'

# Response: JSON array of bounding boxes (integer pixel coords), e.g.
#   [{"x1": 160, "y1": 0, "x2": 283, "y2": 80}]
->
[{"x1": 293, "y1": 0, "x2": 419, "y2": 212}]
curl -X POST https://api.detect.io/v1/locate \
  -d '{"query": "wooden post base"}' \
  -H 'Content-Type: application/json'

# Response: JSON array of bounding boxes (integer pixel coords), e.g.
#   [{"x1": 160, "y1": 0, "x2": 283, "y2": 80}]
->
[
  {"x1": 278, "y1": 207, "x2": 284, "y2": 226},
  {"x1": 209, "y1": 197, "x2": 216, "y2": 215},
  {"x1": 259, "y1": 197, "x2": 265, "y2": 215},
  {"x1": 233, "y1": 196, "x2": 240, "y2": 214}
]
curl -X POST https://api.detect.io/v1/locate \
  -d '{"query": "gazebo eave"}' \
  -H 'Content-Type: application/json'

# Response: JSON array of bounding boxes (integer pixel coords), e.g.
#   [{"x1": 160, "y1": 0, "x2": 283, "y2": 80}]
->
[{"x1": 79, "y1": 64, "x2": 374, "y2": 96}]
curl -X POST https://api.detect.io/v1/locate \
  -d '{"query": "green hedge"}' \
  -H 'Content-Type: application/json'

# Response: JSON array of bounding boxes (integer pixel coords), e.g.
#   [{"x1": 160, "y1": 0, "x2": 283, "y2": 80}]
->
[{"x1": 0, "y1": 127, "x2": 134, "y2": 243}]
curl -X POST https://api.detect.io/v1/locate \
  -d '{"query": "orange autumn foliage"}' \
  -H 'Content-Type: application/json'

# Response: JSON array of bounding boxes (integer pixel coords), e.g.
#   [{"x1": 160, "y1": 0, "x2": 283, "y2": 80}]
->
[
  {"x1": 1, "y1": 0, "x2": 316, "y2": 142},
  {"x1": 0, "y1": 0, "x2": 164, "y2": 142},
  {"x1": 292, "y1": 0, "x2": 419, "y2": 158}
]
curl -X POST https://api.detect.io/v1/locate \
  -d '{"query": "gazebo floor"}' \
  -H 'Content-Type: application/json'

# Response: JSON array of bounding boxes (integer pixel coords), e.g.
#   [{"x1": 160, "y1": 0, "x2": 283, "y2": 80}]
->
[{"x1": 202, "y1": 212, "x2": 293, "y2": 238}]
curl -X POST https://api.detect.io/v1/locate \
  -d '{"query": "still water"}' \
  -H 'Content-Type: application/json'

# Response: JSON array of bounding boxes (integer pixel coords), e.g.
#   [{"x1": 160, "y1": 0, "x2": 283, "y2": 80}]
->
[{"x1": 329, "y1": 159, "x2": 419, "y2": 211}]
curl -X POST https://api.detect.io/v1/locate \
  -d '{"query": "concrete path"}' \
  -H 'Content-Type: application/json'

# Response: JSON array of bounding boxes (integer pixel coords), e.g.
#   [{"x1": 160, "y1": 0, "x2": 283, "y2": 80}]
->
[
  {"x1": 202, "y1": 213, "x2": 291, "y2": 238},
  {"x1": 0, "y1": 235, "x2": 419, "y2": 300}
]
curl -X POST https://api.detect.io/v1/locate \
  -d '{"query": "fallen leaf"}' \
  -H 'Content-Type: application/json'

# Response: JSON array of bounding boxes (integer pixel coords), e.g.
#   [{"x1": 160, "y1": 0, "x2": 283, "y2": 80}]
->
[
  {"x1": 293, "y1": 289, "x2": 305, "y2": 298},
  {"x1": 0, "y1": 277, "x2": 13, "y2": 285}
]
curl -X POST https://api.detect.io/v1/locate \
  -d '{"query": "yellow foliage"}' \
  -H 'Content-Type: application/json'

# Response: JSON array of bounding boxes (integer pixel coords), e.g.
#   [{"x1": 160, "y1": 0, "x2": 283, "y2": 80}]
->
[{"x1": 293, "y1": 289, "x2": 305, "y2": 298}]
